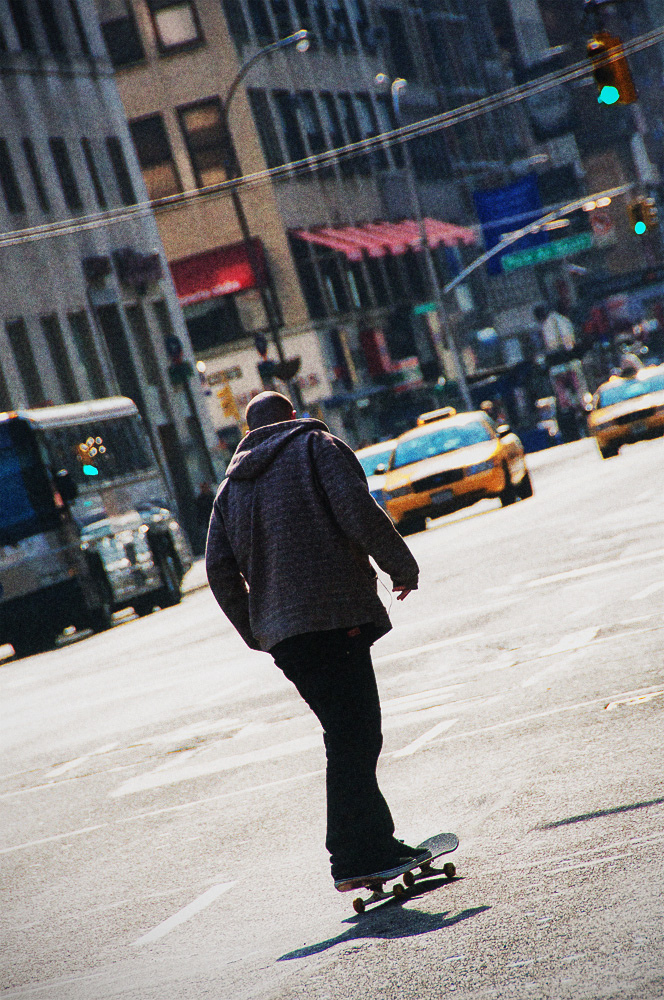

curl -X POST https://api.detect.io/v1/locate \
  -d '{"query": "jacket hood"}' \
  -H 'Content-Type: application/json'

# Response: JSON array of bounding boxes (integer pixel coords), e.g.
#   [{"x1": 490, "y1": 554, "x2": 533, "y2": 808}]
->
[{"x1": 225, "y1": 417, "x2": 329, "y2": 481}]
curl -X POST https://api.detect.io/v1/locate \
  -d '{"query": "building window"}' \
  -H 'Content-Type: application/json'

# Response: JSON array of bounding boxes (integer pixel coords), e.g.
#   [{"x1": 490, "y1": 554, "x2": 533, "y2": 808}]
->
[
  {"x1": 272, "y1": 0, "x2": 294, "y2": 37},
  {"x1": 222, "y1": 0, "x2": 250, "y2": 45},
  {"x1": 298, "y1": 92, "x2": 326, "y2": 156},
  {"x1": 246, "y1": 0, "x2": 275, "y2": 43},
  {"x1": 380, "y1": 7, "x2": 416, "y2": 81},
  {"x1": 125, "y1": 304, "x2": 165, "y2": 389},
  {"x1": 21, "y1": 139, "x2": 49, "y2": 212},
  {"x1": 41, "y1": 315, "x2": 80, "y2": 402},
  {"x1": 106, "y1": 136, "x2": 137, "y2": 205},
  {"x1": 314, "y1": 0, "x2": 354, "y2": 49},
  {"x1": 273, "y1": 91, "x2": 307, "y2": 164},
  {"x1": 7, "y1": 0, "x2": 37, "y2": 52},
  {"x1": 375, "y1": 94, "x2": 403, "y2": 167},
  {"x1": 337, "y1": 93, "x2": 369, "y2": 174},
  {"x1": 36, "y1": 0, "x2": 66, "y2": 54},
  {"x1": 247, "y1": 90, "x2": 284, "y2": 168},
  {"x1": 354, "y1": 93, "x2": 388, "y2": 169},
  {"x1": 129, "y1": 115, "x2": 182, "y2": 199},
  {"x1": 68, "y1": 312, "x2": 107, "y2": 397},
  {"x1": 99, "y1": 0, "x2": 144, "y2": 66},
  {"x1": 6, "y1": 319, "x2": 45, "y2": 406},
  {"x1": 81, "y1": 138, "x2": 108, "y2": 209},
  {"x1": 49, "y1": 137, "x2": 83, "y2": 211},
  {"x1": 67, "y1": 0, "x2": 92, "y2": 57},
  {"x1": 178, "y1": 99, "x2": 229, "y2": 187},
  {"x1": 0, "y1": 140, "x2": 26, "y2": 214},
  {"x1": 147, "y1": 0, "x2": 203, "y2": 53},
  {"x1": 185, "y1": 298, "x2": 245, "y2": 351},
  {"x1": 320, "y1": 92, "x2": 347, "y2": 173},
  {"x1": 288, "y1": 234, "x2": 327, "y2": 319}
]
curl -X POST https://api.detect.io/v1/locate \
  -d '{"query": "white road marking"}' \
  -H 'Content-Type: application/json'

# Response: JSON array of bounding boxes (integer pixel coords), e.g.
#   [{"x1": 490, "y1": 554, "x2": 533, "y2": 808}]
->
[
  {"x1": 43, "y1": 743, "x2": 119, "y2": 779},
  {"x1": 605, "y1": 690, "x2": 664, "y2": 710},
  {"x1": 537, "y1": 628, "x2": 599, "y2": 658},
  {"x1": 527, "y1": 546, "x2": 664, "y2": 587},
  {"x1": 132, "y1": 882, "x2": 235, "y2": 946},
  {"x1": 546, "y1": 854, "x2": 631, "y2": 875},
  {"x1": 392, "y1": 719, "x2": 458, "y2": 758},
  {"x1": 630, "y1": 580, "x2": 664, "y2": 601},
  {"x1": 374, "y1": 633, "x2": 483, "y2": 664},
  {"x1": 421, "y1": 685, "x2": 664, "y2": 747},
  {"x1": 0, "y1": 825, "x2": 106, "y2": 855}
]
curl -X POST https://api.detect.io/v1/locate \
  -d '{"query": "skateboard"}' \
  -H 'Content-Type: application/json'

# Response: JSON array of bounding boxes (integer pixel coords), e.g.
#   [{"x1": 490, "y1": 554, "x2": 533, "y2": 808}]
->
[{"x1": 336, "y1": 832, "x2": 459, "y2": 914}]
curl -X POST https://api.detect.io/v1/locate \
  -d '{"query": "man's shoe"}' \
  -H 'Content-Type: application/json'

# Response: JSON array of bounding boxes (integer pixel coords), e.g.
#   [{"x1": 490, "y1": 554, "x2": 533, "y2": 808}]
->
[
  {"x1": 333, "y1": 846, "x2": 432, "y2": 890},
  {"x1": 388, "y1": 838, "x2": 432, "y2": 863}
]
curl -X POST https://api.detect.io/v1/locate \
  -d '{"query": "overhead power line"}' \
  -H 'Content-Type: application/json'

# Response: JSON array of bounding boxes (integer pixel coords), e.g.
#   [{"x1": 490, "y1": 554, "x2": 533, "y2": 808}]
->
[{"x1": 1, "y1": 25, "x2": 664, "y2": 250}]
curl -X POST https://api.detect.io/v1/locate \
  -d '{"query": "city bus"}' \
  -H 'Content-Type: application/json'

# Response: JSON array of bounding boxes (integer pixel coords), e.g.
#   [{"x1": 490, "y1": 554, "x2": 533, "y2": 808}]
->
[{"x1": 0, "y1": 397, "x2": 192, "y2": 658}]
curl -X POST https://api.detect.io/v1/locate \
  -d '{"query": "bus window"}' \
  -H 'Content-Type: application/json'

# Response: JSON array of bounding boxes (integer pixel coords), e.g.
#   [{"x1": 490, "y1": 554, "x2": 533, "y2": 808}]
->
[
  {"x1": 41, "y1": 416, "x2": 155, "y2": 487},
  {"x1": 0, "y1": 421, "x2": 59, "y2": 545}
]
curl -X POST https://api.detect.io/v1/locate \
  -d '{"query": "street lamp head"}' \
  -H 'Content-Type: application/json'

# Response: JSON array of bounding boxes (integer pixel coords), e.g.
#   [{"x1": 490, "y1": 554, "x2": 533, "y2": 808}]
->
[
  {"x1": 292, "y1": 28, "x2": 310, "y2": 52},
  {"x1": 374, "y1": 72, "x2": 389, "y2": 86}
]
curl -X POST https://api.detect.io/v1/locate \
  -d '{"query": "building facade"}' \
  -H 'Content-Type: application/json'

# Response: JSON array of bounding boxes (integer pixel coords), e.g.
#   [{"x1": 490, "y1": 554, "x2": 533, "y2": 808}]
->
[
  {"x1": 0, "y1": 0, "x2": 222, "y2": 542},
  {"x1": 100, "y1": 0, "x2": 608, "y2": 442}
]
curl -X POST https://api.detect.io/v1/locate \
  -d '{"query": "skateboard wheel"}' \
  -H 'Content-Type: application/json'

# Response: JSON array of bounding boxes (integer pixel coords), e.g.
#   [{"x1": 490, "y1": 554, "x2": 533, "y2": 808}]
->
[
  {"x1": 443, "y1": 862, "x2": 456, "y2": 879},
  {"x1": 420, "y1": 861, "x2": 432, "y2": 873},
  {"x1": 403, "y1": 870, "x2": 416, "y2": 888},
  {"x1": 393, "y1": 883, "x2": 406, "y2": 898},
  {"x1": 353, "y1": 898, "x2": 365, "y2": 914}
]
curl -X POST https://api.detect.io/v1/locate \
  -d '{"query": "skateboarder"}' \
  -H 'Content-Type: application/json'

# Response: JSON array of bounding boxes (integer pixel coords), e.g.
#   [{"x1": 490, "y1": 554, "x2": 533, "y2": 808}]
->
[{"x1": 206, "y1": 391, "x2": 431, "y2": 885}]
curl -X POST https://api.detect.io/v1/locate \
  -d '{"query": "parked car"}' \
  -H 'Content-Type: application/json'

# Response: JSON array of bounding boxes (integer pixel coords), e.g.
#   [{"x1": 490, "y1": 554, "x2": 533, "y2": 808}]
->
[
  {"x1": 382, "y1": 408, "x2": 533, "y2": 535},
  {"x1": 355, "y1": 439, "x2": 398, "y2": 510},
  {"x1": 587, "y1": 364, "x2": 664, "y2": 458}
]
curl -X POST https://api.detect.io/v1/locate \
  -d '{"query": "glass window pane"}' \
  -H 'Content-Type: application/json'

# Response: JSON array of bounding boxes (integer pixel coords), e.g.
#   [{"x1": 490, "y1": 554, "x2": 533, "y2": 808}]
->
[
  {"x1": 153, "y1": 5, "x2": 200, "y2": 48},
  {"x1": 130, "y1": 115, "x2": 182, "y2": 198},
  {"x1": 179, "y1": 100, "x2": 228, "y2": 187}
]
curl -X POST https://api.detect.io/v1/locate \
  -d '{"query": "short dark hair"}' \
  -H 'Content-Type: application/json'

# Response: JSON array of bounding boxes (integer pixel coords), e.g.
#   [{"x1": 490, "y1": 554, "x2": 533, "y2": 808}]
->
[{"x1": 245, "y1": 391, "x2": 295, "y2": 430}]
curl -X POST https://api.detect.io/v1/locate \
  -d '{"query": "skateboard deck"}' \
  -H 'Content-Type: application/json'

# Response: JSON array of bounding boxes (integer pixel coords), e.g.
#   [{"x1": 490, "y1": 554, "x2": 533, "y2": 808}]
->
[{"x1": 336, "y1": 832, "x2": 459, "y2": 914}]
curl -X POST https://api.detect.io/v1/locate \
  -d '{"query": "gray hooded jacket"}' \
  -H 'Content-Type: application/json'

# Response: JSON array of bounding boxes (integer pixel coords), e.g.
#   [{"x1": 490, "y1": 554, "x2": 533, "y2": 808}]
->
[{"x1": 205, "y1": 418, "x2": 419, "y2": 651}]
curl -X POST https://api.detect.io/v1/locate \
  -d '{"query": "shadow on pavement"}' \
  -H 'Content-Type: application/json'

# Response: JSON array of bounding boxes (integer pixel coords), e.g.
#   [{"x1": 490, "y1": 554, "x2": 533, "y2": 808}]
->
[
  {"x1": 278, "y1": 899, "x2": 490, "y2": 961},
  {"x1": 540, "y1": 795, "x2": 664, "y2": 829}
]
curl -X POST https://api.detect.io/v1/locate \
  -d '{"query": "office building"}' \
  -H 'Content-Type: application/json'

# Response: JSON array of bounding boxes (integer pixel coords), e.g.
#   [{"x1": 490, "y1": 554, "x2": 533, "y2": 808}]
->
[{"x1": 0, "y1": 0, "x2": 222, "y2": 538}]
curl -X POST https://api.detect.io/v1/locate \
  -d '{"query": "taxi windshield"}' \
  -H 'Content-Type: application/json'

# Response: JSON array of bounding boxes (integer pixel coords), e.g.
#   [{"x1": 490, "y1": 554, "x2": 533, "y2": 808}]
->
[
  {"x1": 597, "y1": 370, "x2": 664, "y2": 408},
  {"x1": 357, "y1": 446, "x2": 394, "y2": 476},
  {"x1": 393, "y1": 420, "x2": 493, "y2": 469}
]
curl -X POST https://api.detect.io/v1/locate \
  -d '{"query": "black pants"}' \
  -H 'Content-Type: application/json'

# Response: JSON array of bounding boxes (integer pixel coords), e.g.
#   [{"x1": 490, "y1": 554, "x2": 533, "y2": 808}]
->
[{"x1": 270, "y1": 625, "x2": 395, "y2": 878}]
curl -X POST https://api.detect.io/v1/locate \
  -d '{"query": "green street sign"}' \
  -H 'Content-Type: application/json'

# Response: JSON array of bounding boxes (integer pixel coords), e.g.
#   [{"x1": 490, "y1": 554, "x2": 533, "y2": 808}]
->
[
  {"x1": 413, "y1": 301, "x2": 438, "y2": 315},
  {"x1": 501, "y1": 232, "x2": 594, "y2": 272}
]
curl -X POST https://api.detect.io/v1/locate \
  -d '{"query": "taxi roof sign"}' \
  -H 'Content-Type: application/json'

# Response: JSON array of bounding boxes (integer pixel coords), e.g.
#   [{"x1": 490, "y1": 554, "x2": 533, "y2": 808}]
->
[{"x1": 417, "y1": 406, "x2": 457, "y2": 426}]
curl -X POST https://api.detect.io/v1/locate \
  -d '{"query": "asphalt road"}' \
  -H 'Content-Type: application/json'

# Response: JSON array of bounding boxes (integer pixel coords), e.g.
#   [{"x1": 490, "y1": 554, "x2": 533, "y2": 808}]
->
[{"x1": 2, "y1": 436, "x2": 664, "y2": 1000}]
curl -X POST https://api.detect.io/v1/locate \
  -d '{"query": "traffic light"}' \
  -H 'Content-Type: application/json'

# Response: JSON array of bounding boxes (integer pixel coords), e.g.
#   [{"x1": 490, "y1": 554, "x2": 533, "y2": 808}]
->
[
  {"x1": 628, "y1": 197, "x2": 658, "y2": 235},
  {"x1": 587, "y1": 31, "x2": 637, "y2": 106}
]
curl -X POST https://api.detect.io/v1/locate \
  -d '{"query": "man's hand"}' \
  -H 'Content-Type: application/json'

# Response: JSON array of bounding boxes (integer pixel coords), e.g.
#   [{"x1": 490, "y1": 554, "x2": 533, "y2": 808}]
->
[{"x1": 393, "y1": 586, "x2": 413, "y2": 601}]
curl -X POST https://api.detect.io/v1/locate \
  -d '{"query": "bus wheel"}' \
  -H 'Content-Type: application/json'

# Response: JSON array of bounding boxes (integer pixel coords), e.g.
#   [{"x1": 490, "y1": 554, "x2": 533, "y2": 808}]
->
[
  {"x1": 87, "y1": 577, "x2": 114, "y2": 633},
  {"x1": 155, "y1": 550, "x2": 182, "y2": 608}
]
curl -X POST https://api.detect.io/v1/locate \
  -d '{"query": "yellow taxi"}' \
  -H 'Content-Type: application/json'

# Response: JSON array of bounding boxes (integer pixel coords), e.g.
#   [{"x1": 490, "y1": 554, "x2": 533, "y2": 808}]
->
[
  {"x1": 355, "y1": 439, "x2": 397, "y2": 510},
  {"x1": 588, "y1": 364, "x2": 664, "y2": 459},
  {"x1": 382, "y1": 407, "x2": 533, "y2": 535}
]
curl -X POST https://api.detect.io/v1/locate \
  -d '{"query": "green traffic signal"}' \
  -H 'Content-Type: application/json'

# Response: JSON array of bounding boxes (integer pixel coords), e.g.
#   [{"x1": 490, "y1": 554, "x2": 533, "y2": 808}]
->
[
  {"x1": 634, "y1": 221, "x2": 647, "y2": 235},
  {"x1": 598, "y1": 85, "x2": 620, "y2": 105}
]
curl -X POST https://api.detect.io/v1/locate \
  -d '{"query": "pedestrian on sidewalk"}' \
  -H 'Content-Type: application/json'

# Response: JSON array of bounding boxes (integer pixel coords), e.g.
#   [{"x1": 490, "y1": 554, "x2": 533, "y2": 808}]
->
[{"x1": 206, "y1": 391, "x2": 431, "y2": 886}]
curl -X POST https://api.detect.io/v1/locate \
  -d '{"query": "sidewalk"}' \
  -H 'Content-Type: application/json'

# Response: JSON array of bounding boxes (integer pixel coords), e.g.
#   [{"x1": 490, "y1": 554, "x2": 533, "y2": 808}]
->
[{"x1": 181, "y1": 557, "x2": 209, "y2": 595}]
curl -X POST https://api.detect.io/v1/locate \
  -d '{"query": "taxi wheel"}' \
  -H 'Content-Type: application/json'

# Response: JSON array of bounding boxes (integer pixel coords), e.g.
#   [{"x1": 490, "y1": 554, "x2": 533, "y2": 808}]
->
[
  {"x1": 499, "y1": 464, "x2": 517, "y2": 507},
  {"x1": 398, "y1": 516, "x2": 427, "y2": 536},
  {"x1": 599, "y1": 443, "x2": 619, "y2": 459},
  {"x1": 517, "y1": 471, "x2": 533, "y2": 499}
]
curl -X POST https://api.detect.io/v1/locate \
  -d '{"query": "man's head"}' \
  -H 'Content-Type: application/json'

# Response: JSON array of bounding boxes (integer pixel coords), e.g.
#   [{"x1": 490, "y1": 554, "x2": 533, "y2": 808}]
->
[{"x1": 245, "y1": 391, "x2": 296, "y2": 430}]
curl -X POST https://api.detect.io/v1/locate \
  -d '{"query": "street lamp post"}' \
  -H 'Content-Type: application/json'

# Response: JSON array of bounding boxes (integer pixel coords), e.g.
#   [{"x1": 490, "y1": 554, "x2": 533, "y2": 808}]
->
[
  {"x1": 376, "y1": 75, "x2": 473, "y2": 409},
  {"x1": 220, "y1": 30, "x2": 310, "y2": 410}
]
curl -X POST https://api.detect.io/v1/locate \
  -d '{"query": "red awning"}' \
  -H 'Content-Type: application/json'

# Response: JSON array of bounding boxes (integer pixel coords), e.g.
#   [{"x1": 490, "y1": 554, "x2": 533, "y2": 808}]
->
[
  {"x1": 170, "y1": 238, "x2": 266, "y2": 307},
  {"x1": 293, "y1": 219, "x2": 477, "y2": 261}
]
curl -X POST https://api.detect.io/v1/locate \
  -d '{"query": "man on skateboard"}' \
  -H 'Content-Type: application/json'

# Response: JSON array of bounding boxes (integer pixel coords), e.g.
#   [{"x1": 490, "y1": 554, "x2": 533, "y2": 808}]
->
[{"x1": 206, "y1": 391, "x2": 431, "y2": 886}]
